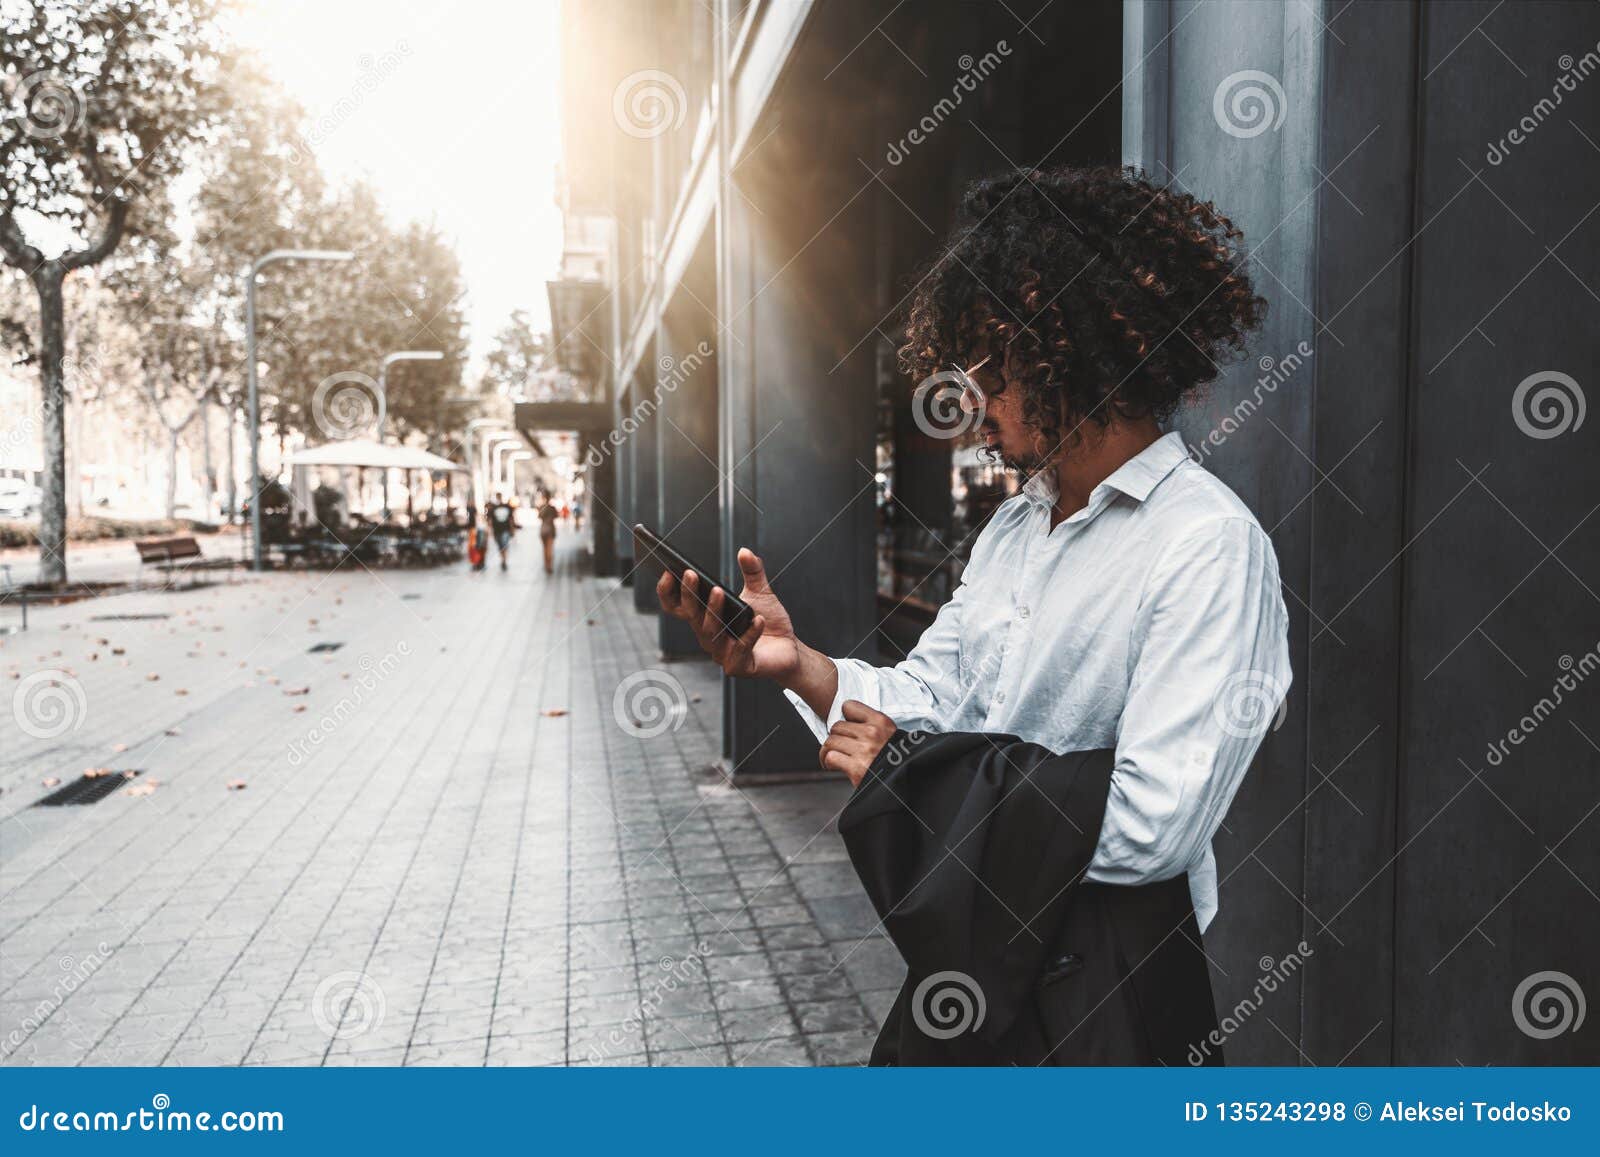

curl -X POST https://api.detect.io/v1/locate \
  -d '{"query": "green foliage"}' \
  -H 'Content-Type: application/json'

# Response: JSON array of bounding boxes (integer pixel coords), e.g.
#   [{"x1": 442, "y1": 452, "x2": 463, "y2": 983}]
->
[{"x1": 0, "y1": 514, "x2": 217, "y2": 549}]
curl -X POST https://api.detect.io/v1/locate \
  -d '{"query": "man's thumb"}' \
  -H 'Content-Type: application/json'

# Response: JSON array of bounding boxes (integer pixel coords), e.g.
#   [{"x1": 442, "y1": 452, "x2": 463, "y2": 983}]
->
[{"x1": 737, "y1": 547, "x2": 771, "y2": 593}]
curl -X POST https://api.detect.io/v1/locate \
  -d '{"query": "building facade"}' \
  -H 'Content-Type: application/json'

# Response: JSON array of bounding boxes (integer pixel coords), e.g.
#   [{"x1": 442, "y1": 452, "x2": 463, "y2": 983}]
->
[{"x1": 544, "y1": 0, "x2": 1600, "y2": 1066}]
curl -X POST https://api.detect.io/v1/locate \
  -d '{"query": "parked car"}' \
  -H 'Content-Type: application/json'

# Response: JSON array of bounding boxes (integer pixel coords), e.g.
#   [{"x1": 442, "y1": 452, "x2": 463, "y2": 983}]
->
[{"x1": 0, "y1": 479, "x2": 42, "y2": 519}]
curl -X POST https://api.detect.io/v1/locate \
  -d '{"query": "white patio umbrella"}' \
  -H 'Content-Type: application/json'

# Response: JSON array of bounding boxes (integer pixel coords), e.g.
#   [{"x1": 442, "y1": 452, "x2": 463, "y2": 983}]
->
[{"x1": 286, "y1": 439, "x2": 465, "y2": 522}]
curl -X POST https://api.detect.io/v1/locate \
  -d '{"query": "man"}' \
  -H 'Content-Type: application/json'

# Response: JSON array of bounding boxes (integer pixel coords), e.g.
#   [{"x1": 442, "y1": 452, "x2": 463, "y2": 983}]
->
[
  {"x1": 658, "y1": 166, "x2": 1291, "y2": 1060},
  {"x1": 486, "y1": 491, "x2": 516, "y2": 571}
]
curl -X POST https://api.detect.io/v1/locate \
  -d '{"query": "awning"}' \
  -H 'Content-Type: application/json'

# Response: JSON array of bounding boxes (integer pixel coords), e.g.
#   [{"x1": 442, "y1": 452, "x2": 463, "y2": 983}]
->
[{"x1": 285, "y1": 439, "x2": 465, "y2": 472}]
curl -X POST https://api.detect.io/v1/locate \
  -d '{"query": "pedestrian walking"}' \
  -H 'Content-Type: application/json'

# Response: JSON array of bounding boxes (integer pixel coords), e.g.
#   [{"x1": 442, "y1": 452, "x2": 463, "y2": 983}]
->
[
  {"x1": 537, "y1": 493, "x2": 559, "y2": 574},
  {"x1": 486, "y1": 491, "x2": 517, "y2": 571}
]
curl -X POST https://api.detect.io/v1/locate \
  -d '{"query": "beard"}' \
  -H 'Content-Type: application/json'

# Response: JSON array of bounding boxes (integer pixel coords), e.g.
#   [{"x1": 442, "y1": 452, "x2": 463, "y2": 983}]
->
[{"x1": 980, "y1": 432, "x2": 1045, "y2": 474}]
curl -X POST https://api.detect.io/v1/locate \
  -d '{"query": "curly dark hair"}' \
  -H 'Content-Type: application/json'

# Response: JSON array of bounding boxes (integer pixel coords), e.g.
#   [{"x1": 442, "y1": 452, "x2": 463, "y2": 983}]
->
[{"x1": 899, "y1": 165, "x2": 1266, "y2": 454}]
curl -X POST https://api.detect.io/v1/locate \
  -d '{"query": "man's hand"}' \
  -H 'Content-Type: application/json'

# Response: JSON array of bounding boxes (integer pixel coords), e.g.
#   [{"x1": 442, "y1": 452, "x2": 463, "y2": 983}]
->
[
  {"x1": 656, "y1": 547, "x2": 800, "y2": 679},
  {"x1": 819, "y1": 700, "x2": 898, "y2": 788}
]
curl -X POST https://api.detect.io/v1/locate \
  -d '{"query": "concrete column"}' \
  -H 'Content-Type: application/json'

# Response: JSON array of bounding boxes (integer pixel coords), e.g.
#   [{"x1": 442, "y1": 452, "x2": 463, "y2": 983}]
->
[
  {"x1": 613, "y1": 387, "x2": 635, "y2": 581},
  {"x1": 584, "y1": 431, "x2": 619, "y2": 577},
  {"x1": 718, "y1": 62, "x2": 881, "y2": 776},
  {"x1": 655, "y1": 271, "x2": 721, "y2": 657},
  {"x1": 629, "y1": 363, "x2": 662, "y2": 613}
]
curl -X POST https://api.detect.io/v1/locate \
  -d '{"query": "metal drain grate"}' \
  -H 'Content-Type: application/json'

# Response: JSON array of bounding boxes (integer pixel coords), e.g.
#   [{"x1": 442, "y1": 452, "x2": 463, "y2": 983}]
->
[
  {"x1": 90, "y1": 613, "x2": 170, "y2": 622},
  {"x1": 36, "y1": 770, "x2": 141, "y2": 807},
  {"x1": 308, "y1": 642, "x2": 344, "y2": 653}
]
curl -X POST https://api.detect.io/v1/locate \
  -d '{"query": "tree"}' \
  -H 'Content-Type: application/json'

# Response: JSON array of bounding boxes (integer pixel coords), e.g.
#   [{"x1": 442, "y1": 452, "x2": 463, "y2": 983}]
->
[
  {"x1": 480, "y1": 309, "x2": 547, "y2": 399},
  {"x1": 188, "y1": 58, "x2": 322, "y2": 518},
  {"x1": 109, "y1": 237, "x2": 217, "y2": 519},
  {"x1": 0, "y1": 0, "x2": 224, "y2": 584}
]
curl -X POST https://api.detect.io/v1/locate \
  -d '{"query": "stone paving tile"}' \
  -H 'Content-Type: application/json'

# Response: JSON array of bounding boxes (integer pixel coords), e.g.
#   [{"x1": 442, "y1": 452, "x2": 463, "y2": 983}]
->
[{"x1": 0, "y1": 536, "x2": 895, "y2": 1066}]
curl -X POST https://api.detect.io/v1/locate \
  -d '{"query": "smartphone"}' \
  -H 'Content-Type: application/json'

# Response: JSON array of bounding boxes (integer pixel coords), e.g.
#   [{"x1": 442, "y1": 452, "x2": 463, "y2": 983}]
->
[{"x1": 634, "y1": 523, "x2": 756, "y2": 637}]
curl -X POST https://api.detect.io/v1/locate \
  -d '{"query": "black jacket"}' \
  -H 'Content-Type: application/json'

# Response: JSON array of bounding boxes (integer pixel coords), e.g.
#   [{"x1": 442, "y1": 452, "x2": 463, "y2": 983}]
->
[{"x1": 839, "y1": 730, "x2": 1221, "y2": 1066}]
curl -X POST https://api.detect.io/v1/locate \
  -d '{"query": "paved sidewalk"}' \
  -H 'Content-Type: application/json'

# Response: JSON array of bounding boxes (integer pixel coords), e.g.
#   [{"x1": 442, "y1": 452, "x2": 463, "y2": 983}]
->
[{"x1": 0, "y1": 533, "x2": 901, "y2": 1066}]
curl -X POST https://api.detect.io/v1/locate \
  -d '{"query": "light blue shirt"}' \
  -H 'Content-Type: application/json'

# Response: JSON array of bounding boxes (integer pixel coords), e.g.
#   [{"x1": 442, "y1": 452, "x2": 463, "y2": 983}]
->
[{"x1": 787, "y1": 431, "x2": 1292, "y2": 931}]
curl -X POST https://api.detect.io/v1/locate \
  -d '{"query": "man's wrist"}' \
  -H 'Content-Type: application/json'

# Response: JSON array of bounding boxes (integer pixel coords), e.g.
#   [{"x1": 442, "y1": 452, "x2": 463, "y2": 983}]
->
[{"x1": 777, "y1": 643, "x2": 839, "y2": 719}]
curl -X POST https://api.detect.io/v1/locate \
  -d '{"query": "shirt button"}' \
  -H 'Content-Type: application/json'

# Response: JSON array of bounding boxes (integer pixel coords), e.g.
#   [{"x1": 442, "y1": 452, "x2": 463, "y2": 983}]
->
[
  {"x1": 995, "y1": 691, "x2": 1007, "y2": 705},
  {"x1": 1017, "y1": 605, "x2": 1030, "y2": 619}
]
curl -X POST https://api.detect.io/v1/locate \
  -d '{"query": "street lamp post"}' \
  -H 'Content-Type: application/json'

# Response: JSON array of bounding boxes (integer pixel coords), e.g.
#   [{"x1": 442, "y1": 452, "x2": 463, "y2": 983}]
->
[
  {"x1": 492, "y1": 439, "x2": 524, "y2": 495},
  {"x1": 376, "y1": 350, "x2": 444, "y2": 443},
  {"x1": 246, "y1": 248, "x2": 354, "y2": 571},
  {"x1": 504, "y1": 450, "x2": 534, "y2": 496},
  {"x1": 482, "y1": 431, "x2": 519, "y2": 502},
  {"x1": 375, "y1": 351, "x2": 443, "y2": 519},
  {"x1": 464, "y1": 418, "x2": 506, "y2": 514}
]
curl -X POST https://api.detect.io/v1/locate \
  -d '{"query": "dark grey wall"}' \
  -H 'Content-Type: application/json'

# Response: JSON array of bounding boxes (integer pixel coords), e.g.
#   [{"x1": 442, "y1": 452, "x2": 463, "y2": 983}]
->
[
  {"x1": 1392, "y1": 0, "x2": 1598, "y2": 1065},
  {"x1": 720, "y1": 26, "x2": 885, "y2": 772},
  {"x1": 656, "y1": 243, "x2": 723, "y2": 657},
  {"x1": 1130, "y1": 0, "x2": 1600, "y2": 1064}
]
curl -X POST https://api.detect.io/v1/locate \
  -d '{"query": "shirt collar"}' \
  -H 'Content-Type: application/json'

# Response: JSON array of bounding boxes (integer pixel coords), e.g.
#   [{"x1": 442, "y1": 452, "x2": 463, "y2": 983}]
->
[{"x1": 1018, "y1": 430, "x2": 1189, "y2": 512}]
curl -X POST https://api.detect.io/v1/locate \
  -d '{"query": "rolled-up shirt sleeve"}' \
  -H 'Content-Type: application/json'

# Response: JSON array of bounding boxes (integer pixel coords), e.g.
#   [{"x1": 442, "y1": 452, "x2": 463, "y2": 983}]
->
[{"x1": 1087, "y1": 517, "x2": 1291, "y2": 927}]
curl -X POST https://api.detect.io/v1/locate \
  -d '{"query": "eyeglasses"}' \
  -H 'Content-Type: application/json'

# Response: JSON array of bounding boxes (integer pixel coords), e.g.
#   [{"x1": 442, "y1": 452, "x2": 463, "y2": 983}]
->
[{"x1": 948, "y1": 354, "x2": 992, "y2": 412}]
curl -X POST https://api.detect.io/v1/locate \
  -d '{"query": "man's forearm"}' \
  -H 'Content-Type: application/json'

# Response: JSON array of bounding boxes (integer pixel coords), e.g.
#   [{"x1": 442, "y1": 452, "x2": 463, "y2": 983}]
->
[{"x1": 778, "y1": 642, "x2": 839, "y2": 720}]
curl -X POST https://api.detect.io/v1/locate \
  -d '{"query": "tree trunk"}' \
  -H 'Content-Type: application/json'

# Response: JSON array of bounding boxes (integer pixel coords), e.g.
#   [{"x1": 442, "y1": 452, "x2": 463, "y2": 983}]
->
[
  {"x1": 32, "y1": 265, "x2": 68, "y2": 587},
  {"x1": 67, "y1": 383, "x2": 84, "y2": 518},
  {"x1": 165, "y1": 427, "x2": 180, "y2": 520},
  {"x1": 225, "y1": 404, "x2": 238, "y2": 521},
  {"x1": 199, "y1": 395, "x2": 214, "y2": 520}
]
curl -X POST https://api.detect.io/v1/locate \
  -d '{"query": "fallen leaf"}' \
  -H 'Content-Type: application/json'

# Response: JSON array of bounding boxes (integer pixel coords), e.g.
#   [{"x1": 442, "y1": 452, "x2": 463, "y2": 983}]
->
[
  {"x1": 164, "y1": 727, "x2": 182, "y2": 737},
  {"x1": 226, "y1": 779, "x2": 247, "y2": 791},
  {"x1": 284, "y1": 686, "x2": 309, "y2": 696},
  {"x1": 542, "y1": 708, "x2": 569, "y2": 718},
  {"x1": 111, "y1": 648, "x2": 125, "y2": 655},
  {"x1": 41, "y1": 776, "x2": 60, "y2": 788},
  {"x1": 111, "y1": 743, "x2": 128, "y2": 753},
  {"x1": 83, "y1": 767, "x2": 112, "y2": 778},
  {"x1": 291, "y1": 704, "x2": 307, "y2": 713},
  {"x1": 175, "y1": 688, "x2": 189, "y2": 696},
  {"x1": 123, "y1": 782, "x2": 157, "y2": 798},
  {"x1": 145, "y1": 673, "x2": 160, "y2": 682}
]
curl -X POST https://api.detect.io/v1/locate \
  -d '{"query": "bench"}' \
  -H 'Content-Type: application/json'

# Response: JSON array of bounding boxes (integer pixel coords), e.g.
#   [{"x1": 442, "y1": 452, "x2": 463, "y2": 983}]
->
[{"x1": 134, "y1": 536, "x2": 237, "y2": 585}]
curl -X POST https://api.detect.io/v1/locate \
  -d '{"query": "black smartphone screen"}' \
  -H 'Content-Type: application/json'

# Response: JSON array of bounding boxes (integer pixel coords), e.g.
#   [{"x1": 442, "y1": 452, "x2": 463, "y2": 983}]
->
[{"x1": 633, "y1": 523, "x2": 755, "y2": 637}]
